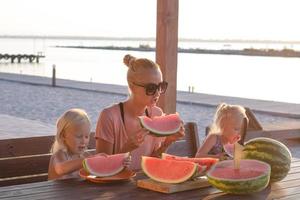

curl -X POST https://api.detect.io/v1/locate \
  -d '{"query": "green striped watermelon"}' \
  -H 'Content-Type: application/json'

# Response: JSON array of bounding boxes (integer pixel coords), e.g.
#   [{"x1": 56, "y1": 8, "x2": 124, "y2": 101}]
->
[
  {"x1": 138, "y1": 113, "x2": 181, "y2": 137},
  {"x1": 141, "y1": 156, "x2": 197, "y2": 184},
  {"x1": 242, "y1": 137, "x2": 292, "y2": 182},
  {"x1": 206, "y1": 159, "x2": 270, "y2": 194}
]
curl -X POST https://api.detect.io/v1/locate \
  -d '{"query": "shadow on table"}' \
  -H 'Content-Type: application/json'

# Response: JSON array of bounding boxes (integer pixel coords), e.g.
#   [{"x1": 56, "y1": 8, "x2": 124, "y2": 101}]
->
[{"x1": 201, "y1": 185, "x2": 271, "y2": 200}]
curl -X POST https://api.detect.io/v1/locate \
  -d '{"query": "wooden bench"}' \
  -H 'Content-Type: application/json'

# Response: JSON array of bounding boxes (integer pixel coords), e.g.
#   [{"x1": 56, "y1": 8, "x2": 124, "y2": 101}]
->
[{"x1": 0, "y1": 122, "x2": 199, "y2": 187}]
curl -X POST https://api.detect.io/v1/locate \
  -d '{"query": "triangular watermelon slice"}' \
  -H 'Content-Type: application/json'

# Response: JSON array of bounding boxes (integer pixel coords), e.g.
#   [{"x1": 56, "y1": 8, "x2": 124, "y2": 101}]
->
[
  {"x1": 83, "y1": 152, "x2": 129, "y2": 177},
  {"x1": 161, "y1": 153, "x2": 219, "y2": 170},
  {"x1": 138, "y1": 113, "x2": 181, "y2": 137},
  {"x1": 141, "y1": 156, "x2": 197, "y2": 184}
]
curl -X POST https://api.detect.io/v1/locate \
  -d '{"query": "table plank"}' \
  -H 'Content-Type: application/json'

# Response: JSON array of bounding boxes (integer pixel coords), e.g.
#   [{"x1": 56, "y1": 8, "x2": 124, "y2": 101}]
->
[
  {"x1": 271, "y1": 179, "x2": 300, "y2": 190},
  {"x1": 0, "y1": 178, "x2": 210, "y2": 200},
  {"x1": 268, "y1": 186, "x2": 300, "y2": 199},
  {"x1": 291, "y1": 161, "x2": 300, "y2": 168},
  {"x1": 278, "y1": 193, "x2": 300, "y2": 200},
  {"x1": 289, "y1": 166, "x2": 300, "y2": 174}
]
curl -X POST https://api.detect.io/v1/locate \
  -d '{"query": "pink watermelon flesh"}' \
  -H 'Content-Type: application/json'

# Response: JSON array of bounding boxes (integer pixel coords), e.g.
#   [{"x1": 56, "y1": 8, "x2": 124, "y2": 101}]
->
[
  {"x1": 139, "y1": 113, "x2": 181, "y2": 136},
  {"x1": 83, "y1": 152, "x2": 129, "y2": 177},
  {"x1": 162, "y1": 153, "x2": 219, "y2": 170},
  {"x1": 141, "y1": 156, "x2": 197, "y2": 184},
  {"x1": 209, "y1": 159, "x2": 269, "y2": 179}
]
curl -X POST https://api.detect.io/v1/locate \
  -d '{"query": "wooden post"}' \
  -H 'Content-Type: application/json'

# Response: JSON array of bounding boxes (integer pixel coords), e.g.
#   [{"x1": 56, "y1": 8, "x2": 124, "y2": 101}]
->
[
  {"x1": 52, "y1": 65, "x2": 56, "y2": 87},
  {"x1": 156, "y1": 0, "x2": 179, "y2": 114}
]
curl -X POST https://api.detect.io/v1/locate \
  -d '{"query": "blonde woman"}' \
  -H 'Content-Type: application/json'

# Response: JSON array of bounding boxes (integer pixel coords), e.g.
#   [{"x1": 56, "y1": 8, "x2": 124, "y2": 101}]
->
[
  {"x1": 95, "y1": 54, "x2": 185, "y2": 171},
  {"x1": 195, "y1": 103, "x2": 249, "y2": 158}
]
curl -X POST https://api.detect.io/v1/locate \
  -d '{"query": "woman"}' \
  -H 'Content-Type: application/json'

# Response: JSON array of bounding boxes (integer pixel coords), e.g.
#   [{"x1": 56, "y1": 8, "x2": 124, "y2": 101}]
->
[{"x1": 95, "y1": 54, "x2": 184, "y2": 171}]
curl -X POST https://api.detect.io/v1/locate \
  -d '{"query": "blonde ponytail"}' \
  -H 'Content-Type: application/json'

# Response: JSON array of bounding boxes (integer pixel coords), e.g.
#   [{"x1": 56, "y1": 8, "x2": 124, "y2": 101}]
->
[{"x1": 123, "y1": 54, "x2": 161, "y2": 83}]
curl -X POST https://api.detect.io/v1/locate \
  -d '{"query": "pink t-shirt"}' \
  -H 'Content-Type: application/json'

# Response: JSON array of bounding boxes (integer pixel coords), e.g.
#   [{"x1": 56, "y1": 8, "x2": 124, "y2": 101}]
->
[{"x1": 95, "y1": 103, "x2": 165, "y2": 171}]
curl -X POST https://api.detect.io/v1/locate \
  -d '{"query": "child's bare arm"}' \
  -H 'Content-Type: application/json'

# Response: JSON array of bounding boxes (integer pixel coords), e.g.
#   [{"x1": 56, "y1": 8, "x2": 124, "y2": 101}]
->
[
  {"x1": 195, "y1": 134, "x2": 219, "y2": 158},
  {"x1": 52, "y1": 151, "x2": 85, "y2": 176}
]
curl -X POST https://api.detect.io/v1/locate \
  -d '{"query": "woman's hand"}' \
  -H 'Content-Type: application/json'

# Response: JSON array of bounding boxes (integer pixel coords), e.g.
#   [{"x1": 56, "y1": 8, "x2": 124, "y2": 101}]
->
[
  {"x1": 123, "y1": 155, "x2": 131, "y2": 168},
  {"x1": 121, "y1": 128, "x2": 149, "y2": 153},
  {"x1": 165, "y1": 122, "x2": 185, "y2": 144}
]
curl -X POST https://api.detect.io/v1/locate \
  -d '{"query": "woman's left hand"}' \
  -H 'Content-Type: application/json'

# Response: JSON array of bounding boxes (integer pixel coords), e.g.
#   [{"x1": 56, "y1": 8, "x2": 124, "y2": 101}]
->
[
  {"x1": 123, "y1": 156, "x2": 131, "y2": 168},
  {"x1": 165, "y1": 122, "x2": 185, "y2": 144}
]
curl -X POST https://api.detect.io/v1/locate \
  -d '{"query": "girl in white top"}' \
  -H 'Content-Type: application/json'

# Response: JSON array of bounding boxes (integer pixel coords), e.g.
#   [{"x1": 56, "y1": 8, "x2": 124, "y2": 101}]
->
[{"x1": 48, "y1": 109, "x2": 130, "y2": 180}]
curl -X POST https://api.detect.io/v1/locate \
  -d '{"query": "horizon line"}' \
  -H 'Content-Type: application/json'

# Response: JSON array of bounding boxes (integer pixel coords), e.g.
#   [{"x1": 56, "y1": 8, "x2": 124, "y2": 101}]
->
[{"x1": 1, "y1": 34, "x2": 300, "y2": 44}]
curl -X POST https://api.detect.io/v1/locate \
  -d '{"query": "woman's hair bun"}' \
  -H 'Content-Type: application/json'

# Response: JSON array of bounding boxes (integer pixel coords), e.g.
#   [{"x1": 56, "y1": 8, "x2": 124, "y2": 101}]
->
[{"x1": 123, "y1": 54, "x2": 136, "y2": 69}]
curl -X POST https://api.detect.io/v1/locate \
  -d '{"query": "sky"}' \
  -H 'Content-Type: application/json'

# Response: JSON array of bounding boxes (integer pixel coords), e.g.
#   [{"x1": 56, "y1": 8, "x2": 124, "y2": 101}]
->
[{"x1": 1, "y1": 0, "x2": 300, "y2": 41}]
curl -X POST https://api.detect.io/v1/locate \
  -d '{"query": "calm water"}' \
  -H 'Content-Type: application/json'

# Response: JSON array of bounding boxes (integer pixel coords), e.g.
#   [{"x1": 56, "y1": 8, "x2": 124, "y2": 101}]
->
[{"x1": 1, "y1": 38, "x2": 300, "y2": 104}]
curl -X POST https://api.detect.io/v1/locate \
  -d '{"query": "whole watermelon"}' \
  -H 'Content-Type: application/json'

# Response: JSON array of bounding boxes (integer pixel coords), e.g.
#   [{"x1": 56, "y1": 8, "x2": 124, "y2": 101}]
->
[
  {"x1": 242, "y1": 137, "x2": 292, "y2": 182},
  {"x1": 206, "y1": 159, "x2": 270, "y2": 194}
]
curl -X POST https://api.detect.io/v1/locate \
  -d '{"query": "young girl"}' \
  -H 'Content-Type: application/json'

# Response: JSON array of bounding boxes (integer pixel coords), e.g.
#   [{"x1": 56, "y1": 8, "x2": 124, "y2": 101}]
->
[
  {"x1": 48, "y1": 109, "x2": 130, "y2": 180},
  {"x1": 95, "y1": 54, "x2": 184, "y2": 171},
  {"x1": 195, "y1": 103, "x2": 249, "y2": 159}
]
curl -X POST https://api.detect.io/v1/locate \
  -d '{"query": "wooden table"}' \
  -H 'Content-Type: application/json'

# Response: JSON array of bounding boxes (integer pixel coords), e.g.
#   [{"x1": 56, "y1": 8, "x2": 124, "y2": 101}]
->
[{"x1": 1, "y1": 157, "x2": 300, "y2": 200}]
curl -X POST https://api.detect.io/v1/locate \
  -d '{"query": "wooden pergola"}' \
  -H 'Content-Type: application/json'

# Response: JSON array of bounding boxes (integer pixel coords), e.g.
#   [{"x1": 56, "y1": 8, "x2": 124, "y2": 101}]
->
[
  {"x1": 154, "y1": 1, "x2": 300, "y2": 140},
  {"x1": 156, "y1": 0, "x2": 178, "y2": 114}
]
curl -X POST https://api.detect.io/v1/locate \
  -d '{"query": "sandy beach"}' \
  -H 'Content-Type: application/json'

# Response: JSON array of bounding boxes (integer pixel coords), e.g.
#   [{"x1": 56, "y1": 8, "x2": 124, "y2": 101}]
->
[{"x1": 1, "y1": 72, "x2": 300, "y2": 142}]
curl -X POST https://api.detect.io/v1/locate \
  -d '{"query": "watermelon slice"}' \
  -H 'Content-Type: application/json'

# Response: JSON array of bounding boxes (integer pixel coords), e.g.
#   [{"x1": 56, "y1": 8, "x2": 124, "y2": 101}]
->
[
  {"x1": 83, "y1": 152, "x2": 129, "y2": 177},
  {"x1": 141, "y1": 156, "x2": 197, "y2": 184},
  {"x1": 206, "y1": 159, "x2": 271, "y2": 194},
  {"x1": 138, "y1": 113, "x2": 181, "y2": 137},
  {"x1": 161, "y1": 153, "x2": 219, "y2": 170}
]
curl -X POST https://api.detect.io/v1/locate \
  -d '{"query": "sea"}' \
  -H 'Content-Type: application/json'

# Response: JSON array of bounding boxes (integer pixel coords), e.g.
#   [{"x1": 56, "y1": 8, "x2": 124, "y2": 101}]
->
[{"x1": 1, "y1": 37, "x2": 300, "y2": 104}]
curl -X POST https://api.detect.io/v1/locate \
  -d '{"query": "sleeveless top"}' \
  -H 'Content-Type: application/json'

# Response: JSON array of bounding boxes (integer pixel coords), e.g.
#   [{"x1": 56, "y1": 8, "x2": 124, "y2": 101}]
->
[
  {"x1": 119, "y1": 102, "x2": 149, "y2": 124},
  {"x1": 208, "y1": 135, "x2": 224, "y2": 155}
]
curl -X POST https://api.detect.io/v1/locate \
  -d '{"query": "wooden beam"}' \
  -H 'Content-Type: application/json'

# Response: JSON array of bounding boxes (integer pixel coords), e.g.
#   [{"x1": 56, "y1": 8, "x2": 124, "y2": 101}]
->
[{"x1": 156, "y1": 0, "x2": 179, "y2": 114}]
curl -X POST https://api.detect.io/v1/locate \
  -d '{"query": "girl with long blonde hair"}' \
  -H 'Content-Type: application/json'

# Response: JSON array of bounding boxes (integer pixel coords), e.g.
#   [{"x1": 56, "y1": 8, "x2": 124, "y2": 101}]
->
[{"x1": 196, "y1": 103, "x2": 249, "y2": 158}]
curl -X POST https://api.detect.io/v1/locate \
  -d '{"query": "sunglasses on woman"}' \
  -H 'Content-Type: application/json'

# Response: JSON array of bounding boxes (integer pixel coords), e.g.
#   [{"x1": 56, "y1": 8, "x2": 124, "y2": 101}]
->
[{"x1": 132, "y1": 81, "x2": 168, "y2": 96}]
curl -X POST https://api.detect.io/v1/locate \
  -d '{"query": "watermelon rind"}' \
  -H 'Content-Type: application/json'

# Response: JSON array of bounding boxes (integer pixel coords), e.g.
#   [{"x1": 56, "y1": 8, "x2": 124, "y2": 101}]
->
[
  {"x1": 138, "y1": 114, "x2": 181, "y2": 137},
  {"x1": 141, "y1": 156, "x2": 197, "y2": 184},
  {"x1": 242, "y1": 137, "x2": 292, "y2": 182},
  {"x1": 206, "y1": 159, "x2": 271, "y2": 194},
  {"x1": 83, "y1": 152, "x2": 129, "y2": 177},
  {"x1": 82, "y1": 159, "x2": 88, "y2": 172}
]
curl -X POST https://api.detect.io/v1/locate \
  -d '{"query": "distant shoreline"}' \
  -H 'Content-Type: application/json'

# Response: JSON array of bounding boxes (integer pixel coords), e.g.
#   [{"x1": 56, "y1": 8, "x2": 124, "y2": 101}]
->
[
  {"x1": 2, "y1": 35, "x2": 300, "y2": 44},
  {"x1": 54, "y1": 45, "x2": 300, "y2": 58}
]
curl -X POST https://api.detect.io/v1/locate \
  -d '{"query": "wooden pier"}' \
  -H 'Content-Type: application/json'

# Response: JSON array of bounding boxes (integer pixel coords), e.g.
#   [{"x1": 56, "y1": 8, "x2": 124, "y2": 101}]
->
[{"x1": 0, "y1": 52, "x2": 45, "y2": 63}]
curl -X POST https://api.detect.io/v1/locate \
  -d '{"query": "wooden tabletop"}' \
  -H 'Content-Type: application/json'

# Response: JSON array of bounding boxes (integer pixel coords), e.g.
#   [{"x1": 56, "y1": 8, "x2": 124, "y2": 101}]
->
[{"x1": 1, "y1": 158, "x2": 300, "y2": 200}]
